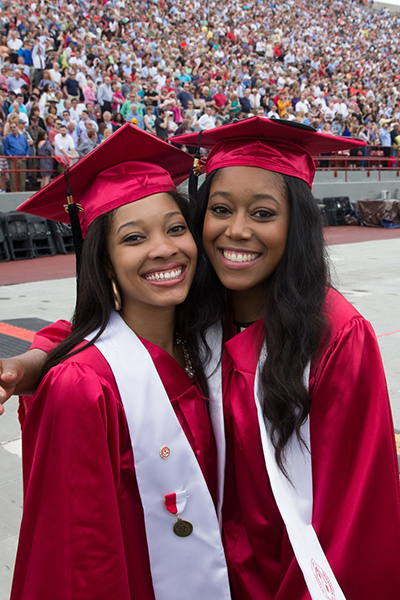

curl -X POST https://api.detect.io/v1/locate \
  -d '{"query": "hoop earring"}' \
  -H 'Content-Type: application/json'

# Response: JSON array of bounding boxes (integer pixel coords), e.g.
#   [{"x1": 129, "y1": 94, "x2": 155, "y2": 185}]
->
[{"x1": 111, "y1": 279, "x2": 122, "y2": 311}]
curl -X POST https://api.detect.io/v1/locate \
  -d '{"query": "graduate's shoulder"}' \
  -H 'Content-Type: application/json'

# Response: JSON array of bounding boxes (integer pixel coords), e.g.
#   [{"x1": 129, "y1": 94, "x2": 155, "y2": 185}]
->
[
  {"x1": 37, "y1": 343, "x2": 120, "y2": 411},
  {"x1": 31, "y1": 319, "x2": 72, "y2": 353},
  {"x1": 324, "y1": 286, "x2": 371, "y2": 340}
]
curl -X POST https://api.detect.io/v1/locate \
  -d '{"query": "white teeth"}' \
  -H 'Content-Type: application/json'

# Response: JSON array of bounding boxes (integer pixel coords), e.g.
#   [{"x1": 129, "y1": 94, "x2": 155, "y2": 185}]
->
[
  {"x1": 144, "y1": 268, "x2": 183, "y2": 281},
  {"x1": 223, "y1": 251, "x2": 259, "y2": 263}
]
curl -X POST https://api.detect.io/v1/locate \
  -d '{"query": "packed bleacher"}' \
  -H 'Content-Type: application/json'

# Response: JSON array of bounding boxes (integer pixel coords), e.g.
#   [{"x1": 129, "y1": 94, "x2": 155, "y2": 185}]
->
[{"x1": 0, "y1": 0, "x2": 400, "y2": 191}]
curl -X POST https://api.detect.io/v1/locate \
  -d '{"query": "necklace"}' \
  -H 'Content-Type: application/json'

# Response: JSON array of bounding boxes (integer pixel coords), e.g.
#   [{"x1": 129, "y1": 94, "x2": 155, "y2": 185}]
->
[
  {"x1": 233, "y1": 318, "x2": 256, "y2": 335},
  {"x1": 175, "y1": 334, "x2": 195, "y2": 381}
]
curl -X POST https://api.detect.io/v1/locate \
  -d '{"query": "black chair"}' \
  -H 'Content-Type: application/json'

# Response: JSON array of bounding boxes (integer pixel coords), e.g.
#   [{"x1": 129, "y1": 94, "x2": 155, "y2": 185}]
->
[
  {"x1": 48, "y1": 221, "x2": 75, "y2": 254},
  {"x1": 0, "y1": 212, "x2": 34, "y2": 260},
  {"x1": 322, "y1": 197, "x2": 352, "y2": 226},
  {"x1": 26, "y1": 214, "x2": 57, "y2": 258},
  {"x1": 0, "y1": 220, "x2": 10, "y2": 261}
]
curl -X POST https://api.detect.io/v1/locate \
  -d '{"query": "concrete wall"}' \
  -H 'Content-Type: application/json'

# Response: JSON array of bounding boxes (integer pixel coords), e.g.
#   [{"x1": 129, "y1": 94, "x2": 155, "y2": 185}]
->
[
  {"x1": 0, "y1": 192, "x2": 32, "y2": 213},
  {"x1": 312, "y1": 170, "x2": 400, "y2": 203},
  {"x1": 371, "y1": 0, "x2": 400, "y2": 12}
]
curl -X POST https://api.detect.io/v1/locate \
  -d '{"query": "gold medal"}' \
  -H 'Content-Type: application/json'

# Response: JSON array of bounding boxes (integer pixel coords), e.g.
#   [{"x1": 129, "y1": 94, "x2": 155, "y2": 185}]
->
[{"x1": 173, "y1": 516, "x2": 193, "y2": 537}]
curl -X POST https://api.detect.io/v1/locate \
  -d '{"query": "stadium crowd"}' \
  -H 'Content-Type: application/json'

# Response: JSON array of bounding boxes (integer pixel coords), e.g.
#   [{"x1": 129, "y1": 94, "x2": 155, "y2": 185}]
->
[{"x1": 0, "y1": 0, "x2": 400, "y2": 190}]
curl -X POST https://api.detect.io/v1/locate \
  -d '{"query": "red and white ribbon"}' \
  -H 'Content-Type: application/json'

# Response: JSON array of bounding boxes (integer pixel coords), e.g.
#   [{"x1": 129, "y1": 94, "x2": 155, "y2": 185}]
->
[{"x1": 164, "y1": 491, "x2": 188, "y2": 516}]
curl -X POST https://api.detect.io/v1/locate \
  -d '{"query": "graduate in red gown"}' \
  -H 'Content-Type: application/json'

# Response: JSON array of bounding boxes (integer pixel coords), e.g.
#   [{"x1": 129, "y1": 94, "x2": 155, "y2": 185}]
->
[
  {"x1": 176, "y1": 117, "x2": 400, "y2": 600},
  {"x1": 8, "y1": 124, "x2": 231, "y2": 600}
]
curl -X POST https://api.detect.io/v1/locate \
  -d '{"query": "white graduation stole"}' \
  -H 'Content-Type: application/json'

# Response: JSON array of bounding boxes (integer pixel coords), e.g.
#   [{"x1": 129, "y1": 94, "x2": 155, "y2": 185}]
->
[
  {"x1": 87, "y1": 312, "x2": 231, "y2": 600},
  {"x1": 205, "y1": 323, "x2": 347, "y2": 600},
  {"x1": 203, "y1": 322, "x2": 226, "y2": 526}
]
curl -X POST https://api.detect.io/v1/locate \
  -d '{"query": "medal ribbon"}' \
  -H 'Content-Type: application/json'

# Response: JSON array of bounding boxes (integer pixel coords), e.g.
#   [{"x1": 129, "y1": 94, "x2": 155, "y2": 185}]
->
[{"x1": 164, "y1": 491, "x2": 188, "y2": 516}]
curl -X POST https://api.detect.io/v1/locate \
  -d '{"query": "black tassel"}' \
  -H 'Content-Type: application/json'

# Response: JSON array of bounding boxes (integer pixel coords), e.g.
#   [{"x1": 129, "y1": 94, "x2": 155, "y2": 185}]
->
[
  {"x1": 188, "y1": 130, "x2": 202, "y2": 201},
  {"x1": 63, "y1": 169, "x2": 83, "y2": 275}
]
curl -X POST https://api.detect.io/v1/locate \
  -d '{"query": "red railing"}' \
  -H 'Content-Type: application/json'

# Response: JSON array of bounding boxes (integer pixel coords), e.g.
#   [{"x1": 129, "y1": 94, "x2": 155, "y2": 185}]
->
[
  {"x1": 0, "y1": 155, "x2": 83, "y2": 192},
  {"x1": 1, "y1": 146, "x2": 399, "y2": 191},
  {"x1": 313, "y1": 146, "x2": 400, "y2": 182}
]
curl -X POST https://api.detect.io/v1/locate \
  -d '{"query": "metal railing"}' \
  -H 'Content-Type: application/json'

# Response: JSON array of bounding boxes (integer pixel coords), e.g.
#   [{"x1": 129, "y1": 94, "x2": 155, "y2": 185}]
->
[
  {"x1": 0, "y1": 155, "x2": 82, "y2": 192},
  {"x1": 313, "y1": 146, "x2": 400, "y2": 182},
  {"x1": 1, "y1": 146, "x2": 400, "y2": 192}
]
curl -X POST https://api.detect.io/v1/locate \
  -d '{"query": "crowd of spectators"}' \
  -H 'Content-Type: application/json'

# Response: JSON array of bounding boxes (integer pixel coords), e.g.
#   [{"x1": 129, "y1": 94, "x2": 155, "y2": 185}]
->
[{"x1": 0, "y1": 0, "x2": 400, "y2": 190}]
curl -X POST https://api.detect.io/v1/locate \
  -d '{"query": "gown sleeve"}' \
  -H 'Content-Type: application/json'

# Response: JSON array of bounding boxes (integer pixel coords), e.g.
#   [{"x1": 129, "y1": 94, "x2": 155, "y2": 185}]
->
[
  {"x1": 29, "y1": 319, "x2": 72, "y2": 353},
  {"x1": 18, "y1": 320, "x2": 74, "y2": 428},
  {"x1": 309, "y1": 315, "x2": 400, "y2": 599},
  {"x1": 11, "y1": 361, "x2": 131, "y2": 600}
]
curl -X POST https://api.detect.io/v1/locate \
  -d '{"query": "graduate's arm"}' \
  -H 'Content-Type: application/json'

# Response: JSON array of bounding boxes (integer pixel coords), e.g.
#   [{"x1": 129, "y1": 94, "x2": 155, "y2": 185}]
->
[
  {"x1": 0, "y1": 319, "x2": 72, "y2": 411},
  {"x1": 0, "y1": 350, "x2": 47, "y2": 408},
  {"x1": 11, "y1": 361, "x2": 130, "y2": 600},
  {"x1": 309, "y1": 316, "x2": 400, "y2": 598}
]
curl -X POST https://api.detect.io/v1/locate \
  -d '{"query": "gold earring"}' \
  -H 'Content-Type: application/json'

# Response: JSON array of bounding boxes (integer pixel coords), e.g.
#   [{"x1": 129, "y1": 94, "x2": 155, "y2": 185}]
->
[{"x1": 111, "y1": 279, "x2": 122, "y2": 311}]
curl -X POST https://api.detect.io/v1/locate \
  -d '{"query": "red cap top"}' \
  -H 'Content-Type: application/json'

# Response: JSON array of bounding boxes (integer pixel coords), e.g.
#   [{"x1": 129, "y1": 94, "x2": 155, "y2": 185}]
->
[
  {"x1": 18, "y1": 123, "x2": 193, "y2": 236},
  {"x1": 172, "y1": 116, "x2": 366, "y2": 187}
]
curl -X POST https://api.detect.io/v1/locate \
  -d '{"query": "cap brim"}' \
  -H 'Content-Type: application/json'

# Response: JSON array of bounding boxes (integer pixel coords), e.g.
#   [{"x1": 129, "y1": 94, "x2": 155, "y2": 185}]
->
[
  {"x1": 173, "y1": 116, "x2": 366, "y2": 153},
  {"x1": 18, "y1": 123, "x2": 193, "y2": 223}
]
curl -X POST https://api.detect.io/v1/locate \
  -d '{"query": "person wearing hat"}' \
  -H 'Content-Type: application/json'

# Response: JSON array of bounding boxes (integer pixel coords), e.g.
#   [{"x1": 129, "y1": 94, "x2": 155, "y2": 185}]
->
[
  {"x1": 173, "y1": 116, "x2": 400, "y2": 600},
  {"x1": 8, "y1": 124, "x2": 231, "y2": 600}
]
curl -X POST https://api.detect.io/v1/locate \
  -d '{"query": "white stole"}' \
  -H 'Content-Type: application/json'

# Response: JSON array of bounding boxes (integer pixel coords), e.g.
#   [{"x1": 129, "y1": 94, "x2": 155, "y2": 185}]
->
[
  {"x1": 203, "y1": 322, "x2": 225, "y2": 526},
  {"x1": 206, "y1": 323, "x2": 347, "y2": 600},
  {"x1": 87, "y1": 312, "x2": 231, "y2": 600}
]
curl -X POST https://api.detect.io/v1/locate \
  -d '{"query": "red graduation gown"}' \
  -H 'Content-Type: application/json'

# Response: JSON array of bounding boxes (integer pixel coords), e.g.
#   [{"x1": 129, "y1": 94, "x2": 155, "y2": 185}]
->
[
  {"x1": 12, "y1": 321, "x2": 217, "y2": 600},
  {"x1": 222, "y1": 288, "x2": 400, "y2": 600}
]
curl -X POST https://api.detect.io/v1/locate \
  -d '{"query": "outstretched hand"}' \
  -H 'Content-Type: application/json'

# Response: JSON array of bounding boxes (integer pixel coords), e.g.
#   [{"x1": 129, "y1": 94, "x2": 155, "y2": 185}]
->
[{"x1": 0, "y1": 359, "x2": 25, "y2": 414}]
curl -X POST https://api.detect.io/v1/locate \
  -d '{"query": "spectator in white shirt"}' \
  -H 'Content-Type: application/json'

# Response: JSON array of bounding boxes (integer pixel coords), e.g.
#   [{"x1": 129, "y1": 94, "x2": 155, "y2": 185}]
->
[
  {"x1": 49, "y1": 62, "x2": 62, "y2": 85},
  {"x1": 7, "y1": 29, "x2": 22, "y2": 64},
  {"x1": 267, "y1": 105, "x2": 279, "y2": 119},
  {"x1": 32, "y1": 41, "x2": 47, "y2": 87},
  {"x1": 67, "y1": 121, "x2": 79, "y2": 147},
  {"x1": 69, "y1": 98, "x2": 84, "y2": 122},
  {"x1": 295, "y1": 94, "x2": 310, "y2": 115},
  {"x1": 7, "y1": 69, "x2": 24, "y2": 93},
  {"x1": 196, "y1": 106, "x2": 216, "y2": 131},
  {"x1": 333, "y1": 97, "x2": 349, "y2": 119},
  {"x1": 54, "y1": 124, "x2": 77, "y2": 164}
]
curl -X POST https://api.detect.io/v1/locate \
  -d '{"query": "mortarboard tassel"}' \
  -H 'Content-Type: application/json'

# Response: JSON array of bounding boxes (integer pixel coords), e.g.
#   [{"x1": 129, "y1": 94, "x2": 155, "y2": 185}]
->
[
  {"x1": 63, "y1": 168, "x2": 83, "y2": 275},
  {"x1": 188, "y1": 130, "x2": 203, "y2": 201}
]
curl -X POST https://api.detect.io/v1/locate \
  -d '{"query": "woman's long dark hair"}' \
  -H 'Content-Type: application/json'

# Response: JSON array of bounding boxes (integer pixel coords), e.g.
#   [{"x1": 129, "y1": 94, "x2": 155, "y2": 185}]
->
[
  {"x1": 39, "y1": 191, "x2": 209, "y2": 396},
  {"x1": 188, "y1": 170, "x2": 330, "y2": 475}
]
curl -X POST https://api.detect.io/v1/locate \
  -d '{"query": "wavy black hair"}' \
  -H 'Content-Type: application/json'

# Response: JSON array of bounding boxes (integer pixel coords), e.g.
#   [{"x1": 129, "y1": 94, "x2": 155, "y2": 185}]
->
[
  {"x1": 39, "y1": 191, "x2": 209, "y2": 396},
  {"x1": 188, "y1": 170, "x2": 330, "y2": 475}
]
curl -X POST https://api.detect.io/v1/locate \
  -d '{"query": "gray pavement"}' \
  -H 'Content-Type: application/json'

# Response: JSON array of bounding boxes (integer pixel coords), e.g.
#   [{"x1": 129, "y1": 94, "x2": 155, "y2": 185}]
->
[{"x1": 0, "y1": 237, "x2": 399, "y2": 599}]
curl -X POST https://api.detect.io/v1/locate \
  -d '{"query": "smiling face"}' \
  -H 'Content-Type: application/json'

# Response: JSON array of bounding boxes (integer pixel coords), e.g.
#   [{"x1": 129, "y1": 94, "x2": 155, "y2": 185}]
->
[
  {"x1": 107, "y1": 193, "x2": 197, "y2": 317},
  {"x1": 203, "y1": 166, "x2": 290, "y2": 311}
]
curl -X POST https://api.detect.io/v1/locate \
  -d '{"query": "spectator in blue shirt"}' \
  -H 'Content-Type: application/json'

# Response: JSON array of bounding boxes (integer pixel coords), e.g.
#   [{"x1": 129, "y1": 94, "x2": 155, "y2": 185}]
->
[
  {"x1": 177, "y1": 83, "x2": 193, "y2": 110},
  {"x1": 239, "y1": 88, "x2": 252, "y2": 114},
  {"x1": 126, "y1": 104, "x2": 145, "y2": 130},
  {"x1": 4, "y1": 121, "x2": 30, "y2": 191},
  {"x1": 18, "y1": 41, "x2": 33, "y2": 66}
]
